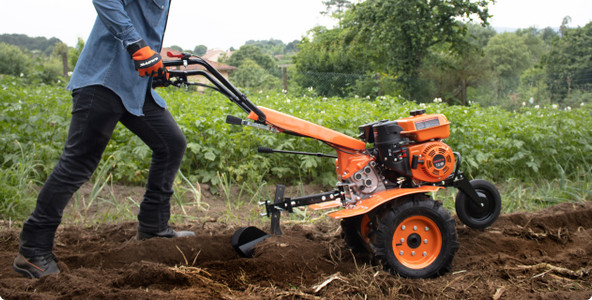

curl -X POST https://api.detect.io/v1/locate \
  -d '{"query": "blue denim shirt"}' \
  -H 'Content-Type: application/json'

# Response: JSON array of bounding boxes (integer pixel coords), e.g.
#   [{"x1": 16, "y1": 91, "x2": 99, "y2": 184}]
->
[{"x1": 67, "y1": 0, "x2": 171, "y2": 116}]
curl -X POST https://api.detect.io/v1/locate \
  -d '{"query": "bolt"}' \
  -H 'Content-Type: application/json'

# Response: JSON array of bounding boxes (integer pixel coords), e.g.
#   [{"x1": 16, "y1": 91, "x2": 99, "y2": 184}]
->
[
  {"x1": 399, "y1": 251, "x2": 404, "y2": 256},
  {"x1": 424, "y1": 239, "x2": 428, "y2": 244},
  {"x1": 400, "y1": 238, "x2": 405, "y2": 243},
  {"x1": 322, "y1": 196, "x2": 326, "y2": 201},
  {"x1": 413, "y1": 226, "x2": 417, "y2": 231},
  {"x1": 423, "y1": 251, "x2": 427, "y2": 257},
  {"x1": 401, "y1": 225, "x2": 406, "y2": 230},
  {"x1": 411, "y1": 251, "x2": 415, "y2": 256},
  {"x1": 425, "y1": 226, "x2": 429, "y2": 232}
]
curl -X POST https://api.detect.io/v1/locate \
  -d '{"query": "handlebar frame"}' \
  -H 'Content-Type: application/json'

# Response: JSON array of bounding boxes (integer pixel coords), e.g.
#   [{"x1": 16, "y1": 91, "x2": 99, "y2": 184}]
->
[{"x1": 157, "y1": 53, "x2": 266, "y2": 123}]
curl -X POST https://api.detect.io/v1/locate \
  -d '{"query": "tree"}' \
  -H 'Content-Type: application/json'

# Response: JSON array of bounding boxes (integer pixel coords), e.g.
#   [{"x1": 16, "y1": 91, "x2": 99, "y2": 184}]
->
[
  {"x1": 170, "y1": 45, "x2": 183, "y2": 52},
  {"x1": 52, "y1": 42, "x2": 69, "y2": 77},
  {"x1": 540, "y1": 27, "x2": 559, "y2": 45},
  {"x1": 244, "y1": 39, "x2": 286, "y2": 55},
  {"x1": 420, "y1": 24, "x2": 496, "y2": 104},
  {"x1": 284, "y1": 40, "x2": 300, "y2": 54},
  {"x1": 293, "y1": 26, "x2": 366, "y2": 96},
  {"x1": 321, "y1": 0, "x2": 352, "y2": 23},
  {"x1": 230, "y1": 58, "x2": 281, "y2": 90},
  {"x1": 68, "y1": 37, "x2": 85, "y2": 70},
  {"x1": 193, "y1": 45, "x2": 207, "y2": 56},
  {"x1": 559, "y1": 16, "x2": 572, "y2": 36},
  {"x1": 0, "y1": 42, "x2": 31, "y2": 76},
  {"x1": 223, "y1": 45, "x2": 280, "y2": 91},
  {"x1": 345, "y1": 0, "x2": 492, "y2": 100},
  {"x1": 543, "y1": 22, "x2": 592, "y2": 102},
  {"x1": 516, "y1": 27, "x2": 549, "y2": 64},
  {"x1": 0, "y1": 34, "x2": 61, "y2": 55},
  {"x1": 224, "y1": 45, "x2": 277, "y2": 70},
  {"x1": 484, "y1": 32, "x2": 532, "y2": 98}
]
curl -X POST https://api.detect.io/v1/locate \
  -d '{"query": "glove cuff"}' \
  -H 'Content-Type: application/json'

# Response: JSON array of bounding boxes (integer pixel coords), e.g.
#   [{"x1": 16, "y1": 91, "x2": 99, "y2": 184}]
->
[{"x1": 126, "y1": 40, "x2": 148, "y2": 57}]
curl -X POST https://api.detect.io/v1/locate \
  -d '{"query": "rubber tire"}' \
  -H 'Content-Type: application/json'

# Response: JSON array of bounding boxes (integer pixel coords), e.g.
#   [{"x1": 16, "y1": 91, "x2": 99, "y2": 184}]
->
[
  {"x1": 455, "y1": 179, "x2": 501, "y2": 229},
  {"x1": 373, "y1": 196, "x2": 459, "y2": 278},
  {"x1": 341, "y1": 214, "x2": 371, "y2": 254}
]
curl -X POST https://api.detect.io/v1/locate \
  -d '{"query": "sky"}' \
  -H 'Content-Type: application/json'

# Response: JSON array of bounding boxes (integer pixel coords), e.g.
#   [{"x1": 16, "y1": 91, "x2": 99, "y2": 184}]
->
[{"x1": 1, "y1": 0, "x2": 591, "y2": 50}]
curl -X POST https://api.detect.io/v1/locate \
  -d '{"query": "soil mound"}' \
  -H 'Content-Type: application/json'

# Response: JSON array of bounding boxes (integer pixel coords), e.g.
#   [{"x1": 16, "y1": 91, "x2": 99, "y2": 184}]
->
[{"x1": 1, "y1": 202, "x2": 591, "y2": 299}]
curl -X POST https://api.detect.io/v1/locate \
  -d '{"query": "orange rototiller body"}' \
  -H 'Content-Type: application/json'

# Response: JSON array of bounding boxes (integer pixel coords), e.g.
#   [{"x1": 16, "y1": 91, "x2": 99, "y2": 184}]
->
[{"x1": 159, "y1": 53, "x2": 501, "y2": 278}]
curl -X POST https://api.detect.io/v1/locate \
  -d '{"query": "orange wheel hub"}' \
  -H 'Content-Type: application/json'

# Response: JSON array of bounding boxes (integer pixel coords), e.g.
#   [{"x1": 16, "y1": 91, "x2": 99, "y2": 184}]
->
[{"x1": 392, "y1": 215, "x2": 442, "y2": 269}]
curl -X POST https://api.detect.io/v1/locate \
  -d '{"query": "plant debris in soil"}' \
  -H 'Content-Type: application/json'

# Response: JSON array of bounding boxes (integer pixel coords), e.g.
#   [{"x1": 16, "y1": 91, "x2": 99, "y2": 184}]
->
[{"x1": 1, "y1": 201, "x2": 592, "y2": 299}]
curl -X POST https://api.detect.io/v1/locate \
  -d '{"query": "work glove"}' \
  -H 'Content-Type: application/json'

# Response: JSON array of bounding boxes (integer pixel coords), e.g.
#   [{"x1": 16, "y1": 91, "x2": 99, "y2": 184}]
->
[{"x1": 127, "y1": 40, "x2": 168, "y2": 78}]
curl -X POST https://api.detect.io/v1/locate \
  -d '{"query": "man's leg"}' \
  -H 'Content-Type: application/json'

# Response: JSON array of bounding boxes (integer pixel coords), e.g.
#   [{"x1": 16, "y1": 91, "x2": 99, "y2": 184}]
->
[
  {"x1": 18, "y1": 86, "x2": 124, "y2": 258},
  {"x1": 120, "y1": 94, "x2": 187, "y2": 234}
]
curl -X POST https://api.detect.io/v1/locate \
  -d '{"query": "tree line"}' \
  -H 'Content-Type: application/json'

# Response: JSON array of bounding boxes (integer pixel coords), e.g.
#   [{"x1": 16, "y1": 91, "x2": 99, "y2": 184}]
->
[
  {"x1": 209, "y1": 0, "x2": 592, "y2": 109},
  {"x1": 0, "y1": 34, "x2": 84, "y2": 84},
  {"x1": 291, "y1": 0, "x2": 592, "y2": 108},
  {"x1": 1, "y1": 0, "x2": 591, "y2": 109}
]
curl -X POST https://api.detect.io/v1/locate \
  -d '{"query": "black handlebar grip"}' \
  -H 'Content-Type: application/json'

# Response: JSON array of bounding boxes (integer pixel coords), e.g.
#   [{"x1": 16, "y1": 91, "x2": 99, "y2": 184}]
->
[
  {"x1": 257, "y1": 147, "x2": 274, "y2": 154},
  {"x1": 226, "y1": 115, "x2": 243, "y2": 126}
]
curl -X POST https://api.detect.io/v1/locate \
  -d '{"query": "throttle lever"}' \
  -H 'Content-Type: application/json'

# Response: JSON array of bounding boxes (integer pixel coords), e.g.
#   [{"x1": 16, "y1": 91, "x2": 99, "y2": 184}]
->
[
  {"x1": 167, "y1": 51, "x2": 192, "y2": 67},
  {"x1": 167, "y1": 51, "x2": 192, "y2": 59}
]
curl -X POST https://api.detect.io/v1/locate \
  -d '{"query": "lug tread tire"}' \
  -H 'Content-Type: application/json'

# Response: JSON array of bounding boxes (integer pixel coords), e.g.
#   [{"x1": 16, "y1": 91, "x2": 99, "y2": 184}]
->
[
  {"x1": 372, "y1": 195, "x2": 459, "y2": 278},
  {"x1": 341, "y1": 215, "x2": 370, "y2": 254}
]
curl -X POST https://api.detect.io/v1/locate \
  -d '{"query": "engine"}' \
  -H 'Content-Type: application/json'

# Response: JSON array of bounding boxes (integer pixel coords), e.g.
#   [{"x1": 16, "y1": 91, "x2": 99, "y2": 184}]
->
[{"x1": 358, "y1": 109, "x2": 456, "y2": 184}]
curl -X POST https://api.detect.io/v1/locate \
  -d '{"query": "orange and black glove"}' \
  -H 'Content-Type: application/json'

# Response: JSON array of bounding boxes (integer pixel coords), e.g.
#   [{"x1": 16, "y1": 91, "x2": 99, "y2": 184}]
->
[{"x1": 126, "y1": 40, "x2": 167, "y2": 78}]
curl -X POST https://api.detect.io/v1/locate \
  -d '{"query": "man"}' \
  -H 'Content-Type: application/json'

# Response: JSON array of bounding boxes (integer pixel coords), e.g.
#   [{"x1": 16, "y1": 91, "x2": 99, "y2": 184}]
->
[{"x1": 13, "y1": 0, "x2": 194, "y2": 279}]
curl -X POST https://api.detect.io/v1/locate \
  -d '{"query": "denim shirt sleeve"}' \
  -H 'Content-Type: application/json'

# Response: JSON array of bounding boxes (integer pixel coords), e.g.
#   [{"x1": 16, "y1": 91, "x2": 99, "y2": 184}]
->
[
  {"x1": 68, "y1": 0, "x2": 170, "y2": 116},
  {"x1": 92, "y1": 0, "x2": 143, "y2": 47}
]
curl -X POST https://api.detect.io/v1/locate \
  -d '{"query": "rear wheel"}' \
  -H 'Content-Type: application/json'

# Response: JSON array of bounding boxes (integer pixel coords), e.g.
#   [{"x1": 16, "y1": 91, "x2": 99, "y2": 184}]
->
[{"x1": 373, "y1": 195, "x2": 458, "y2": 278}]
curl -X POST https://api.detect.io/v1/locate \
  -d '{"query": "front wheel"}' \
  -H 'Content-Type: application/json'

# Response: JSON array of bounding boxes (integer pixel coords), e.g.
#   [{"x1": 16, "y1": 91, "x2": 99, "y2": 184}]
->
[
  {"x1": 455, "y1": 179, "x2": 501, "y2": 229},
  {"x1": 373, "y1": 195, "x2": 459, "y2": 278}
]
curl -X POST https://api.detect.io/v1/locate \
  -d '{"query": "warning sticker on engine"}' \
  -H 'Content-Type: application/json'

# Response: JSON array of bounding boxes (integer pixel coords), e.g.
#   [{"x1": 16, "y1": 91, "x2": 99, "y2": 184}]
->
[{"x1": 415, "y1": 117, "x2": 440, "y2": 130}]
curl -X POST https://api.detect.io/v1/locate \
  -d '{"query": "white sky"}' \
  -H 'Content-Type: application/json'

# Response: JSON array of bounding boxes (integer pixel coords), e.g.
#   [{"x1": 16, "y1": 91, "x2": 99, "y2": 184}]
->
[{"x1": 1, "y1": 0, "x2": 591, "y2": 50}]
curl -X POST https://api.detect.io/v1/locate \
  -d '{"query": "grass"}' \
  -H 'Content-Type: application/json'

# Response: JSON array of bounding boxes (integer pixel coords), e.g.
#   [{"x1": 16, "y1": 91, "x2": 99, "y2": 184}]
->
[
  {"x1": 173, "y1": 169, "x2": 208, "y2": 214},
  {"x1": 3, "y1": 157, "x2": 591, "y2": 226},
  {"x1": 2, "y1": 144, "x2": 589, "y2": 225},
  {"x1": 0, "y1": 141, "x2": 42, "y2": 220}
]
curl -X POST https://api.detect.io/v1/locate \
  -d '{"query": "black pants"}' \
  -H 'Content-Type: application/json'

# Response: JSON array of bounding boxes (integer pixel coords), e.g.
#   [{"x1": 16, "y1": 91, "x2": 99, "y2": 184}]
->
[{"x1": 19, "y1": 85, "x2": 187, "y2": 257}]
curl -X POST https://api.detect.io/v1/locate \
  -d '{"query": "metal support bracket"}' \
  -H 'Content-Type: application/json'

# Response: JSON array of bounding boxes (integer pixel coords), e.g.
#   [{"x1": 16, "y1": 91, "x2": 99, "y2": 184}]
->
[
  {"x1": 263, "y1": 185, "x2": 344, "y2": 236},
  {"x1": 452, "y1": 173, "x2": 485, "y2": 208},
  {"x1": 270, "y1": 184, "x2": 285, "y2": 235}
]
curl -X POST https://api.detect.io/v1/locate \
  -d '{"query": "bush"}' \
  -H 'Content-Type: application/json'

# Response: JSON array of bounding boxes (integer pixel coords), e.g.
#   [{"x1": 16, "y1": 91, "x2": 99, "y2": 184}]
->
[{"x1": 0, "y1": 43, "x2": 31, "y2": 77}]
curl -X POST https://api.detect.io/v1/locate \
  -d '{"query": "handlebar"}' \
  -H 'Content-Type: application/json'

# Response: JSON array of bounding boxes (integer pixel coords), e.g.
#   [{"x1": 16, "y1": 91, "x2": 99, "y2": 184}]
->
[{"x1": 155, "y1": 52, "x2": 266, "y2": 122}]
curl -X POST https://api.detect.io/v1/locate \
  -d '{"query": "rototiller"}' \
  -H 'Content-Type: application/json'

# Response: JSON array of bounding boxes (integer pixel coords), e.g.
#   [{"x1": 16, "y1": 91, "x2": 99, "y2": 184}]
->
[{"x1": 159, "y1": 53, "x2": 501, "y2": 278}]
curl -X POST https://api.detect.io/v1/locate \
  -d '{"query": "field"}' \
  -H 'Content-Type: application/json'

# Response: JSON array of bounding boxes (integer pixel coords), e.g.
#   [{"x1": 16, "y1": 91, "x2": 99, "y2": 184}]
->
[
  {"x1": 1, "y1": 75, "x2": 591, "y2": 298},
  {"x1": 1, "y1": 186, "x2": 591, "y2": 299}
]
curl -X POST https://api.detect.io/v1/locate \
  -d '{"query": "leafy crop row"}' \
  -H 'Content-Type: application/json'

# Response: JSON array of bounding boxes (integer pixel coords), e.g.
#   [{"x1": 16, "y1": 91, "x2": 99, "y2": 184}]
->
[{"x1": 1, "y1": 75, "x2": 591, "y2": 192}]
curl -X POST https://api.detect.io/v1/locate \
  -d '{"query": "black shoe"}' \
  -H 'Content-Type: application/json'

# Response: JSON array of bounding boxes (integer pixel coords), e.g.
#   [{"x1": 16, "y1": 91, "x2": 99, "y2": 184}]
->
[
  {"x1": 13, "y1": 253, "x2": 60, "y2": 279},
  {"x1": 136, "y1": 227, "x2": 195, "y2": 241}
]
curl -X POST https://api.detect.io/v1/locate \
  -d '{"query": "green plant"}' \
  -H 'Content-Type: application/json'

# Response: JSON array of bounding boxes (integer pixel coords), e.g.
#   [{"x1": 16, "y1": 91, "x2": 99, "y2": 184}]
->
[
  {"x1": 2, "y1": 75, "x2": 591, "y2": 221},
  {"x1": 0, "y1": 141, "x2": 42, "y2": 219},
  {"x1": 172, "y1": 169, "x2": 208, "y2": 214}
]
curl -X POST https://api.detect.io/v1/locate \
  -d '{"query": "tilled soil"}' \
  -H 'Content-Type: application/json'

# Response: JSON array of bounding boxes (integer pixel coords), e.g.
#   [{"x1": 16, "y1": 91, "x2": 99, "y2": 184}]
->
[{"x1": 1, "y1": 201, "x2": 592, "y2": 299}]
